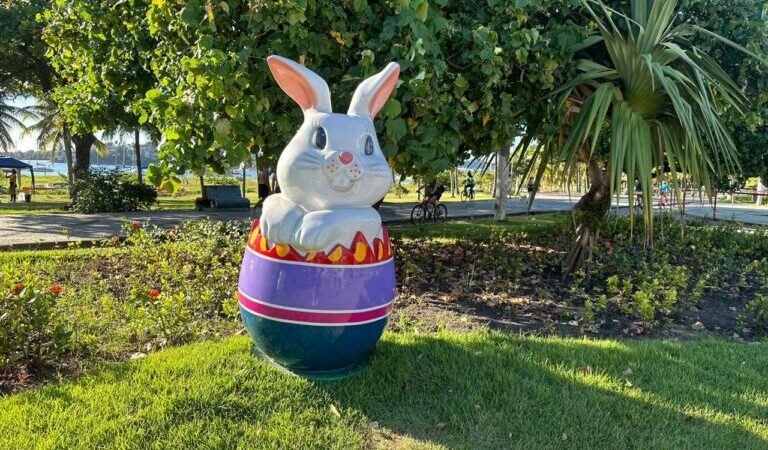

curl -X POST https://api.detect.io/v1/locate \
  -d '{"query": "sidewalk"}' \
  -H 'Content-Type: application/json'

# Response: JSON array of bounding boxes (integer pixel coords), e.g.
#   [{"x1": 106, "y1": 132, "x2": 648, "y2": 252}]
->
[
  {"x1": 1, "y1": 193, "x2": 765, "y2": 249},
  {"x1": 0, "y1": 194, "x2": 575, "y2": 249}
]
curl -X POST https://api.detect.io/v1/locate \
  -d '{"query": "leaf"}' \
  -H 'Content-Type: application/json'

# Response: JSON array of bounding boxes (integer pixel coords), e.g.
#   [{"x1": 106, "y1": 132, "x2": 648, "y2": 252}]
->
[
  {"x1": 214, "y1": 118, "x2": 231, "y2": 137},
  {"x1": 329, "y1": 404, "x2": 341, "y2": 417},
  {"x1": 386, "y1": 118, "x2": 407, "y2": 141},
  {"x1": 381, "y1": 99, "x2": 402, "y2": 119},
  {"x1": 353, "y1": 0, "x2": 368, "y2": 13},
  {"x1": 415, "y1": 0, "x2": 429, "y2": 22}
]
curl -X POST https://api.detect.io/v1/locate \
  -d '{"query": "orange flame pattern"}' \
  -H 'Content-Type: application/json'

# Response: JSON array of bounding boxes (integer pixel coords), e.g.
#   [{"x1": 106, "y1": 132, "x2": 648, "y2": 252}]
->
[{"x1": 247, "y1": 219, "x2": 393, "y2": 265}]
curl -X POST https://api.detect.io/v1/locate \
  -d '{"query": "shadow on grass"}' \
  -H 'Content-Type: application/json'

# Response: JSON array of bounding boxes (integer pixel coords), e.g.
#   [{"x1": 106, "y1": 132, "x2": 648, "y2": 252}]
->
[
  {"x1": 323, "y1": 333, "x2": 768, "y2": 449},
  {"x1": 1, "y1": 334, "x2": 765, "y2": 449}
]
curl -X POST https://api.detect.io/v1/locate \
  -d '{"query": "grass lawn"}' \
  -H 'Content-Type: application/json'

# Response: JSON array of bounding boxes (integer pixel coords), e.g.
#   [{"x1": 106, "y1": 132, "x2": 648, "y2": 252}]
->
[
  {"x1": 1, "y1": 332, "x2": 766, "y2": 449},
  {"x1": 390, "y1": 213, "x2": 566, "y2": 241}
]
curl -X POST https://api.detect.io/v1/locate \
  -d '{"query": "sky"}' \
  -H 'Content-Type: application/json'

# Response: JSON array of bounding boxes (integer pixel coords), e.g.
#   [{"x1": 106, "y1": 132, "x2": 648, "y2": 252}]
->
[{"x1": 7, "y1": 95, "x2": 151, "y2": 153}]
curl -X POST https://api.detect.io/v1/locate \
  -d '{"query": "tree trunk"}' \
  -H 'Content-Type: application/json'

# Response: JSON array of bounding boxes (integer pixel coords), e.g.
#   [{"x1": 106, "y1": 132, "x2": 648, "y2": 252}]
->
[
  {"x1": 449, "y1": 168, "x2": 456, "y2": 197},
  {"x1": 564, "y1": 147, "x2": 611, "y2": 273},
  {"x1": 494, "y1": 146, "x2": 510, "y2": 220},
  {"x1": 134, "y1": 127, "x2": 143, "y2": 184},
  {"x1": 72, "y1": 133, "x2": 96, "y2": 181},
  {"x1": 62, "y1": 122, "x2": 74, "y2": 190}
]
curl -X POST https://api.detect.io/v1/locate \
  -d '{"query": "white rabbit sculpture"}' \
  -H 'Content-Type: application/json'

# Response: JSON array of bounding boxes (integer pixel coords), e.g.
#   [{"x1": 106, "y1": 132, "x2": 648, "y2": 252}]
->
[{"x1": 260, "y1": 55, "x2": 399, "y2": 253}]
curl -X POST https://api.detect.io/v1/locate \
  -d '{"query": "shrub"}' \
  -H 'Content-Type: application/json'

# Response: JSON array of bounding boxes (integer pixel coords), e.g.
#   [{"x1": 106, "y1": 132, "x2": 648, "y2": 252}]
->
[
  {"x1": 740, "y1": 294, "x2": 768, "y2": 337},
  {"x1": 70, "y1": 169, "x2": 157, "y2": 213},
  {"x1": 0, "y1": 276, "x2": 71, "y2": 385}
]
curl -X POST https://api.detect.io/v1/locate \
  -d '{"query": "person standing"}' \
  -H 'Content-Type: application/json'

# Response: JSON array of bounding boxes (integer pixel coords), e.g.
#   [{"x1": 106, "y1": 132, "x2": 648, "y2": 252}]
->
[
  {"x1": 6, "y1": 169, "x2": 17, "y2": 203},
  {"x1": 757, "y1": 179, "x2": 766, "y2": 206},
  {"x1": 660, "y1": 179, "x2": 671, "y2": 210},
  {"x1": 256, "y1": 168, "x2": 271, "y2": 207}
]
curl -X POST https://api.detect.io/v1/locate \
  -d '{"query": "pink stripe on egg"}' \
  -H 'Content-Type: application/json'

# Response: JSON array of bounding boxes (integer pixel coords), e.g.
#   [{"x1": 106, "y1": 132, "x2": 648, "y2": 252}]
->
[{"x1": 238, "y1": 293, "x2": 393, "y2": 325}]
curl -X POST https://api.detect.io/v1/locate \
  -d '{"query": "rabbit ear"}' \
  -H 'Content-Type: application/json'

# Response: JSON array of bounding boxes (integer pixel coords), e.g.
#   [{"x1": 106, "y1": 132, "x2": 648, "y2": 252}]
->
[
  {"x1": 267, "y1": 55, "x2": 332, "y2": 113},
  {"x1": 348, "y1": 62, "x2": 400, "y2": 119}
]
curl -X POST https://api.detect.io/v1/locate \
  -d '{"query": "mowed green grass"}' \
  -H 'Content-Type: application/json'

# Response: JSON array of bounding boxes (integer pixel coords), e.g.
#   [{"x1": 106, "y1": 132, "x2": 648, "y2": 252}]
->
[
  {"x1": 1, "y1": 332, "x2": 766, "y2": 449},
  {"x1": 391, "y1": 213, "x2": 567, "y2": 241}
]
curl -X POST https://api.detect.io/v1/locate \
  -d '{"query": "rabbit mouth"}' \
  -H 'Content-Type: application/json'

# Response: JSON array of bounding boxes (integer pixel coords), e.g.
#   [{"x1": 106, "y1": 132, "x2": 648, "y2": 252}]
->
[{"x1": 329, "y1": 174, "x2": 355, "y2": 192}]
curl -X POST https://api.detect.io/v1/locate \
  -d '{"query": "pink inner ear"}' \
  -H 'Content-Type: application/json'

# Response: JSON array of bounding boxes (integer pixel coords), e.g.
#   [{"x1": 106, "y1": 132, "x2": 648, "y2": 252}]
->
[
  {"x1": 368, "y1": 66, "x2": 400, "y2": 118},
  {"x1": 267, "y1": 58, "x2": 318, "y2": 111}
]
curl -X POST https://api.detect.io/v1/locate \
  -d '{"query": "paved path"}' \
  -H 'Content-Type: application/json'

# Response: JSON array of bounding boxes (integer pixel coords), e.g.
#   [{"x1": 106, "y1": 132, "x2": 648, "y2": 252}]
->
[
  {"x1": 1, "y1": 193, "x2": 766, "y2": 248},
  {"x1": 0, "y1": 194, "x2": 579, "y2": 248}
]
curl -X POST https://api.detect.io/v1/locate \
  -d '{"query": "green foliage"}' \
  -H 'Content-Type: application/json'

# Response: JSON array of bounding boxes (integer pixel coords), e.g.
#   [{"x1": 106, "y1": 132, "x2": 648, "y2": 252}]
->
[
  {"x1": 389, "y1": 182, "x2": 409, "y2": 198},
  {"x1": 42, "y1": 0, "x2": 588, "y2": 185},
  {"x1": 740, "y1": 294, "x2": 768, "y2": 338},
  {"x1": 0, "y1": 273, "x2": 70, "y2": 382},
  {"x1": 518, "y1": 0, "x2": 756, "y2": 246},
  {"x1": 0, "y1": 0, "x2": 54, "y2": 94},
  {"x1": 680, "y1": 0, "x2": 768, "y2": 181},
  {"x1": 42, "y1": 0, "x2": 156, "y2": 136},
  {"x1": 70, "y1": 169, "x2": 157, "y2": 213}
]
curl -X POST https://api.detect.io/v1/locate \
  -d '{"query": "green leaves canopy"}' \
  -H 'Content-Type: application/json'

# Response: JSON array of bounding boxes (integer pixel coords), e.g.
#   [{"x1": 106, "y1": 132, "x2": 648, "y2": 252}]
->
[{"x1": 42, "y1": 0, "x2": 587, "y2": 185}]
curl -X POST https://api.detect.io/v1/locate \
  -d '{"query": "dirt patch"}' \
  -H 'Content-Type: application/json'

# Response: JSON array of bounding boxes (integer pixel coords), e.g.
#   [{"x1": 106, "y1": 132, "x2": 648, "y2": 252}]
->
[{"x1": 390, "y1": 291, "x2": 757, "y2": 342}]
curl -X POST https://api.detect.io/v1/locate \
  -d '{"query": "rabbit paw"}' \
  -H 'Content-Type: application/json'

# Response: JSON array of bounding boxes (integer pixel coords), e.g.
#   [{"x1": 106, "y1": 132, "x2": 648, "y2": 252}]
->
[
  {"x1": 259, "y1": 194, "x2": 304, "y2": 245},
  {"x1": 293, "y1": 212, "x2": 338, "y2": 252}
]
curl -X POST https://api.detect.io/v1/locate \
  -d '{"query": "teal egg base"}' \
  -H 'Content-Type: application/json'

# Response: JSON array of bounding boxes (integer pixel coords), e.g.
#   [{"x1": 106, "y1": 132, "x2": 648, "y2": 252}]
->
[{"x1": 252, "y1": 345, "x2": 371, "y2": 381}]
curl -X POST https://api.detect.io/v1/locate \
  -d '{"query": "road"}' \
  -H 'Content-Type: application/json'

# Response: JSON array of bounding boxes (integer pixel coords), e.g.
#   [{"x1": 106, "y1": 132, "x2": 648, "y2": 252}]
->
[{"x1": 0, "y1": 193, "x2": 765, "y2": 249}]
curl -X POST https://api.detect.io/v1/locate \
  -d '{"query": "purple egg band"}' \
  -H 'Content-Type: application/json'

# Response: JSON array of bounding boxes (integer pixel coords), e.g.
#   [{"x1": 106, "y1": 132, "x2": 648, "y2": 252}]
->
[{"x1": 238, "y1": 249, "x2": 396, "y2": 311}]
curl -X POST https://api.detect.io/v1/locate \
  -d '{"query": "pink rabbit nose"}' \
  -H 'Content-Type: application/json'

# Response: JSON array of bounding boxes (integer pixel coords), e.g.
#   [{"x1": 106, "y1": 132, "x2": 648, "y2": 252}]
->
[{"x1": 339, "y1": 151, "x2": 354, "y2": 165}]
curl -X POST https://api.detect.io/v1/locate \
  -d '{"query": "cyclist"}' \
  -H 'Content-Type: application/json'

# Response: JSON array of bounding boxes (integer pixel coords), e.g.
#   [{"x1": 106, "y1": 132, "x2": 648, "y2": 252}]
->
[
  {"x1": 426, "y1": 181, "x2": 446, "y2": 207},
  {"x1": 463, "y1": 171, "x2": 475, "y2": 199}
]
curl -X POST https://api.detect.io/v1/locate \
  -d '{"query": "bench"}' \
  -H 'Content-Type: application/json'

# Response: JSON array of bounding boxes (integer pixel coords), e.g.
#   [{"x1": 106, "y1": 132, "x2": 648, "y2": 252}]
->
[{"x1": 196, "y1": 185, "x2": 250, "y2": 210}]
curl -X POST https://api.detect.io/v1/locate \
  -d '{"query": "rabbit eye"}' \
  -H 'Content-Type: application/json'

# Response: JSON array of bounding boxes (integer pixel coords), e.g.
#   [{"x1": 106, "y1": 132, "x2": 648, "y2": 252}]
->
[
  {"x1": 313, "y1": 127, "x2": 327, "y2": 149},
  {"x1": 364, "y1": 136, "x2": 374, "y2": 156}
]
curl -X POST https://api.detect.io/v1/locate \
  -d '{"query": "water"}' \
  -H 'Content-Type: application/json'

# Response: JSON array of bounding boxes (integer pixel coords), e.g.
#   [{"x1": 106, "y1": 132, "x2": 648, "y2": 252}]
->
[{"x1": 20, "y1": 160, "x2": 261, "y2": 179}]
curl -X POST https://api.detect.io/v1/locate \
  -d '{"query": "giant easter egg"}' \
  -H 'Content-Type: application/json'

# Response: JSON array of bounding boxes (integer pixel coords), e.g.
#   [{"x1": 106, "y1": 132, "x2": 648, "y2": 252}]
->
[{"x1": 238, "y1": 219, "x2": 396, "y2": 377}]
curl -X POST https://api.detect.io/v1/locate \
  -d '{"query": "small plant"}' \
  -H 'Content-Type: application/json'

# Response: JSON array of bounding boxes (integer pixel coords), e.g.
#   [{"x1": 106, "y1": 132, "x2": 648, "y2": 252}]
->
[
  {"x1": 0, "y1": 278, "x2": 71, "y2": 387},
  {"x1": 740, "y1": 294, "x2": 768, "y2": 337},
  {"x1": 70, "y1": 169, "x2": 157, "y2": 213}
]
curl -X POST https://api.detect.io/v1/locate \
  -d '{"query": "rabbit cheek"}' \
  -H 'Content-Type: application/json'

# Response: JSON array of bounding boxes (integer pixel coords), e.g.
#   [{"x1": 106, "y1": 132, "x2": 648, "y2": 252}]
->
[
  {"x1": 323, "y1": 158, "x2": 342, "y2": 177},
  {"x1": 344, "y1": 161, "x2": 364, "y2": 181}
]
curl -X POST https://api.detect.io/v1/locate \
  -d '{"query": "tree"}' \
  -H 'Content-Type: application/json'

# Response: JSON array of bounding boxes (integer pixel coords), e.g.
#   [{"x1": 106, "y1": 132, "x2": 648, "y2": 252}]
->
[
  {"x1": 437, "y1": 1, "x2": 588, "y2": 218},
  {"x1": 0, "y1": 0, "x2": 97, "y2": 183},
  {"x1": 43, "y1": 0, "x2": 157, "y2": 183},
  {"x1": 678, "y1": 0, "x2": 768, "y2": 184},
  {"x1": 19, "y1": 99, "x2": 72, "y2": 183},
  {"x1": 0, "y1": 94, "x2": 25, "y2": 153},
  {"x1": 519, "y1": 0, "x2": 753, "y2": 271}
]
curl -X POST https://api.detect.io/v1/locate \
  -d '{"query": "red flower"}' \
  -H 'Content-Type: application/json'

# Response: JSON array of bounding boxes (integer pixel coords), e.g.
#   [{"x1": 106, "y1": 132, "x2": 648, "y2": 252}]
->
[
  {"x1": 47, "y1": 285, "x2": 64, "y2": 295},
  {"x1": 149, "y1": 289, "x2": 161, "y2": 299},
  {"x1": 603, "y1": 239, "x2": 614, "y2": 252},
  {"x1": 130, "y1": 221, "x2": 141, "y2": 229},
  {"x1": 169, "y1": 227, "x2": 178, "y2": 235}
]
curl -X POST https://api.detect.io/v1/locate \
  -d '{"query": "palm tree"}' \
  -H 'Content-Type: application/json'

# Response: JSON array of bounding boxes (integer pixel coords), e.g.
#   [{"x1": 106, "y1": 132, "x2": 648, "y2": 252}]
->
[
  {"x1": 21, "y1": 100, "x2": 74, "y2": 184},
  {"x1": 22, "y1": 100, "x2": 109, "y2": 186},
  {"x1": 517, "y1": 0, "x2": 756, "y2": 271},
  {"x1": 0, "y1": 95, "x2": 25, "y2": 153}
]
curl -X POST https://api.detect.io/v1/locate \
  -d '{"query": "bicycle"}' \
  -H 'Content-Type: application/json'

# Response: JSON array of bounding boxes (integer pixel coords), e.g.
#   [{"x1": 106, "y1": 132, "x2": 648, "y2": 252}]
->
[
  {"x1": 460, "y1": 185, "x2": 475, "y2": 202},
  {"x1": 411, "y1": 198, "x2": 448, "y2": 223}
]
